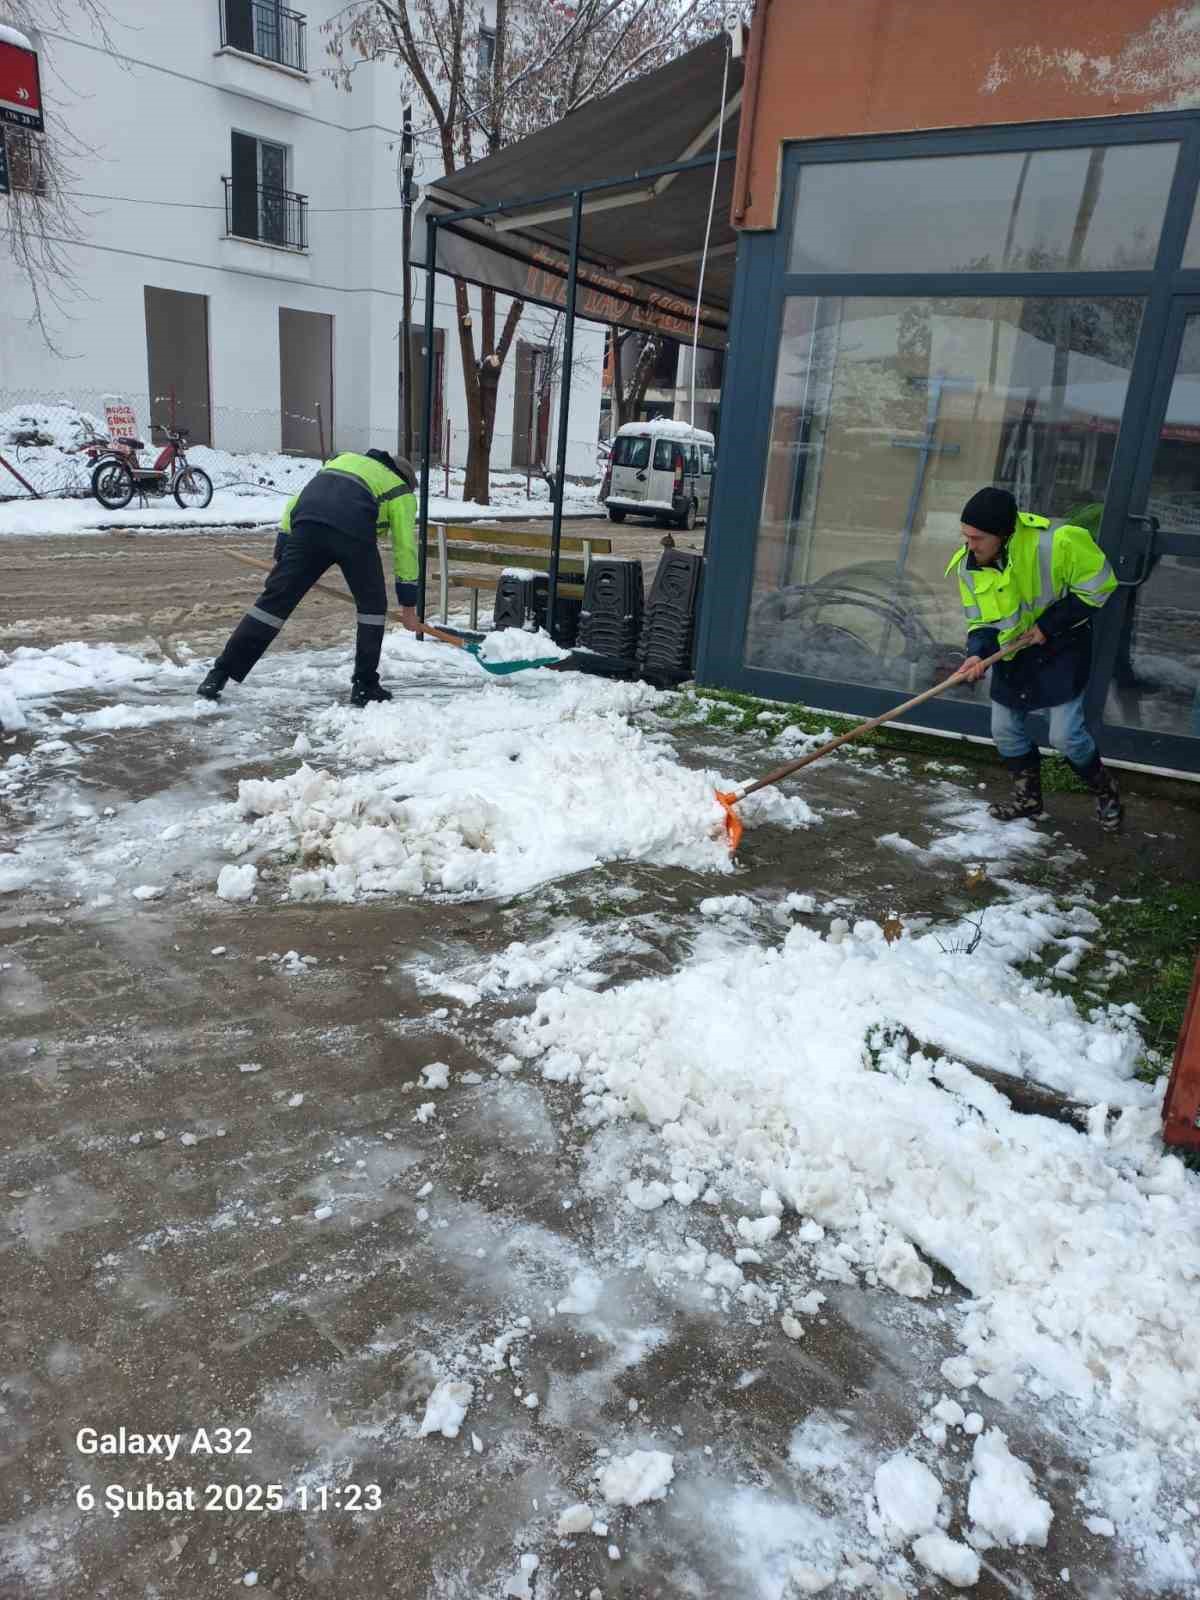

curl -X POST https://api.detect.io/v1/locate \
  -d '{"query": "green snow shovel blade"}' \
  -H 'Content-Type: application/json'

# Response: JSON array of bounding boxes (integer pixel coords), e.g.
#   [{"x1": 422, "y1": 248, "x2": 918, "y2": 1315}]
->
[{"x1": 460, "y1": 641, "x2": 563, "y2": 676}]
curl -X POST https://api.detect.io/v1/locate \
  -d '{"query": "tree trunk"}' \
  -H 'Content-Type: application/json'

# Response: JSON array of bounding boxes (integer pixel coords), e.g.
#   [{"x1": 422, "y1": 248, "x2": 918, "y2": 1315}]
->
[
  {"x1": 460, "y1": 286, "x2": 523, "y2": 504},
  {"x1": 613, "y1": 331, "x2": 660, "y2": 429}
]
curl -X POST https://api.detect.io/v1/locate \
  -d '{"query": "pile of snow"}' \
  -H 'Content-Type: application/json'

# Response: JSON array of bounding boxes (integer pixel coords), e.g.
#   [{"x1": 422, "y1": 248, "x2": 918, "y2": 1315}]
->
[
  {"x1": 0, "y1": 400, "x2": 103, "y2": 451},
  {"x1": 967, "y1": 1429, "x2": 1053, "y2": 1550},
  {"x1": 873, "y1": 1452, "x2": 942, "y2": 1540},
  {"x1": 597, "y1": 1449, "x2": 675, "y2": 1506},
  {"x1": 418, "y1": 1379, "x2": 473, "y2": 1439},
  {"x1": 0, "y1": 642, "x2": 185, "y2": 711},
  {"x1": 477, "y1": 627, "x2": 569, "y2": 665},
  {"x1": 217, "y1": 675, "x2": 818, "y2": 902},
  {"x1": 614, "y1": 418, "x2": 714, "y2": 446},
  {"x1": 507, "y1": 901, "x2": 1200, "y2": 1443}
]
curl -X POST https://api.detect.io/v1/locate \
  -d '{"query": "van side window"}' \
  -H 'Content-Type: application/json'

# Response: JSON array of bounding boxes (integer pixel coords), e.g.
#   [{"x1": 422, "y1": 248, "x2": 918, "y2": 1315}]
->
[
  {"x1": 701, "y1": 446, "x2": 713, "y2": 474},
  {"x1": 612, "y1": 436, "x2": 651, "y2": 468},
  {"x1": 688, "y1": 445, "x2": 700, "y2": 476},
  {"x1": 653, "y1": 439, "x2": 675, "y2": 471}
]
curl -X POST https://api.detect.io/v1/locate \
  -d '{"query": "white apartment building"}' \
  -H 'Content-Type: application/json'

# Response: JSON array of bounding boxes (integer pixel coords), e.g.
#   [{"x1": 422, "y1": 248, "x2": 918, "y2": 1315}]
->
[{"x1": 0, "y1": 0, "x2": 604, "y2": 476}]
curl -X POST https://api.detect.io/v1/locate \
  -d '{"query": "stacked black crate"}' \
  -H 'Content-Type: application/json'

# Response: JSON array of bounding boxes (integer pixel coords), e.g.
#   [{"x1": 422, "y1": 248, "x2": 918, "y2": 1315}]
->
[
  {"x1": 531, "y1": 589, "x2": 583, "y2": 649},
  {"x1": 637, "y1": 549, "x2": 704, "y2": 686},
  {"x1": 577, "y1": 558, "x2": 644, "y2": 662},
  {"x1": 493, "y1": 569, "x2": 548, "y2": 630}
]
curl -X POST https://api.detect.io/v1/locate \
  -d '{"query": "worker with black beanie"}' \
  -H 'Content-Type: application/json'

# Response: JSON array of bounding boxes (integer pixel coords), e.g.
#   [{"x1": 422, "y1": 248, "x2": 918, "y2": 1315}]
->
[{"x1": 946, "y1": 485, "x2": 1122, "y2": 829}]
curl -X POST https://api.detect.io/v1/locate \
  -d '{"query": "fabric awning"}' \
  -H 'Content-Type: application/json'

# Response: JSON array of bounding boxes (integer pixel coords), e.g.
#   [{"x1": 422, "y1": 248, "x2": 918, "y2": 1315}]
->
[{"x1": 417, "y1": 35, "x2": 742, "y2": 349}]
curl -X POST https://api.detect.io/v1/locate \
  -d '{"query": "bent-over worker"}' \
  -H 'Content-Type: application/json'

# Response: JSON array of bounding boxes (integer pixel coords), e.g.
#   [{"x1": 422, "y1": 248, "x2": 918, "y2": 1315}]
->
[
  {"x1": 198, "y1": 449, "x2": 419, "y2": 707},
  {"x1": 948, "y1": 486, "x2": 1122, "y2": 830}
]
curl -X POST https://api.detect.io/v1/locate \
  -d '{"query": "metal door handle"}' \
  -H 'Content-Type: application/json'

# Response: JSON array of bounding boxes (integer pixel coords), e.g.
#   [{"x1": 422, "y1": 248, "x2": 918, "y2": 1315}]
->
[{"x1": 1117, "y1": 513, "x2": 1161, "y2": 588}]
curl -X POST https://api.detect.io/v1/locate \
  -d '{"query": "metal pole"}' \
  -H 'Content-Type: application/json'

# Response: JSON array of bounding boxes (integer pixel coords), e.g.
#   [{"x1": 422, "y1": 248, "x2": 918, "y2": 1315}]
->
[
  {"x1": 547, "y1": 191, "x2": 583, "y2": 641},
  {"x1": 399, "y1": 106, "x2": 415, "y2": 462},
  {"x1": 417, "y1": 216, "x2": 438, "y2": 626}
]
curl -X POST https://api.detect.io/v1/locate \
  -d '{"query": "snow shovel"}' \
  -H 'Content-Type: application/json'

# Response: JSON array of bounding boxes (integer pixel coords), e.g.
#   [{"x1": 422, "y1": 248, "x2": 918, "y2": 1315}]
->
[
  {"x1": 716, "y1": 643, "x2": 1016, "y2": 853},
  {"x1": 221, "y1": 549, "x2": 560, "y2": 676}
]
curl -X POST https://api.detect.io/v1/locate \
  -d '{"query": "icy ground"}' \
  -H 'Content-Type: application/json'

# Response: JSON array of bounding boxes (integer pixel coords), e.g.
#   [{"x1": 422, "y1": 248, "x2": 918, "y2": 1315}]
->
[{"x1": 1, "y1": 633, "x2": 1199, "y2": 1599}]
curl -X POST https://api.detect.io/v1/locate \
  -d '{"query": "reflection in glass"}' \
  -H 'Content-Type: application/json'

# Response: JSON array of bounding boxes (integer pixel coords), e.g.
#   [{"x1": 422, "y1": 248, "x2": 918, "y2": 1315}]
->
[
  {"x1": 789, "y1": 145, "x2": 1178, "y2": 275},
  {"x1": 1105, "y1": 315, "x2": 1200, "y2": 742},
  {"x1": 744, "y1": 295, "x2": 1144, "y2": 694}
]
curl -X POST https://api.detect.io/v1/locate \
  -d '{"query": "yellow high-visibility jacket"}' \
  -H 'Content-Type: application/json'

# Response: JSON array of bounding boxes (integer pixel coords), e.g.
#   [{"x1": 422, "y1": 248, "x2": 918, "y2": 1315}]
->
[
  {"x1": 279, "y1": 452, "x2": 418, "y2": 602},
  {"x1": 945, "y1": 511, "x2": 1117, "y2": 709}
]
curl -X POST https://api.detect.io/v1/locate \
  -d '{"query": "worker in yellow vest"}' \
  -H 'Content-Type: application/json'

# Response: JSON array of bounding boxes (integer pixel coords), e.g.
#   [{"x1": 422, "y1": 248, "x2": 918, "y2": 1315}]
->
[
  {"x1": 948, "y1": 487, "x2": 1122, "y2": 830},
  {"x1": 198, "y1": 449, "x2": 419, "y2": 707}
]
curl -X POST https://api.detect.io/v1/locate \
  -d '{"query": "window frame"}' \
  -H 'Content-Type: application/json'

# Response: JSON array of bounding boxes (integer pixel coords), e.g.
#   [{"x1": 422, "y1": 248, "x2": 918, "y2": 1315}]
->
[{"x1": 695, "y1": 108, "x2": 1200, "y2": 753}]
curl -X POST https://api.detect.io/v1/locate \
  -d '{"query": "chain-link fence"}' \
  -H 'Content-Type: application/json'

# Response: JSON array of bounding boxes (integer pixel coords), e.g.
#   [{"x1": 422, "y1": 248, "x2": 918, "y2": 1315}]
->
[
  {"x1": 0, "y1": 388, "x2": 337, "y2": 502},
  {"x1": 0, "y1": 389, "x2": 604, "y2": 504}
]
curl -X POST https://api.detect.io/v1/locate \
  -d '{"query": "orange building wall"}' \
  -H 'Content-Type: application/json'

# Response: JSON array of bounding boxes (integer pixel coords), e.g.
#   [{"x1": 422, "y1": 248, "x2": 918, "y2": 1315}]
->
[{"x1": 735, "y1": 0, "x2": 1200, "y2": 229}]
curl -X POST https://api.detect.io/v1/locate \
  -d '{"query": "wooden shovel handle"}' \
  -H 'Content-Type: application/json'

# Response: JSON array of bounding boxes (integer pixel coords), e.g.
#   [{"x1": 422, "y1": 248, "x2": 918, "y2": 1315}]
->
[
  {"x1": 220, "y1": 548, "x2": 466, "y2": 648},
  {"x1": 738, "y1": 643, "x2": 1014, "y2": 800}
]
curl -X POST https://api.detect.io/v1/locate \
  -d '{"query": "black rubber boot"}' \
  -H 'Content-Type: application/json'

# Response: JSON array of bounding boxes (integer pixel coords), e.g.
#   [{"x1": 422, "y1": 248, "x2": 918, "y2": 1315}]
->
[
  {"x1": 196, "y1": 667, "x2": 229, "y2": 702},
  {"x1": 989, "y1": 754, "x2": 1043, "y2": 822},
  {"x1": 349, "y1": 677, "x2": 393, "y2": 708},
  {"x1": 1072, "y1": 756, "x2": 1123, "y2": 832}
]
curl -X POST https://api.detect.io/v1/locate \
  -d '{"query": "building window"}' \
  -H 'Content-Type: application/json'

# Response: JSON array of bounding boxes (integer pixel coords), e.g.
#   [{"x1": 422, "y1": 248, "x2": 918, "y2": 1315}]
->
[
  {"x1": 221, "y1": 0, "x2": 308, "y2": 75},
  {"x1": 789, "y1": 143, "x2": 1179, "y2": 275},
  {"x1": 477, "y1": 24, "x2": 496, "y2": 80},
  {"x1": 3, "y1": 127, "x2": 47, "y2": 195},
  {"x1": 225, "y1": 130, "x2": 307, "y2": 250},
  {"x1": 742, "y1": 292, "x2": 1144, "y2": 694}
]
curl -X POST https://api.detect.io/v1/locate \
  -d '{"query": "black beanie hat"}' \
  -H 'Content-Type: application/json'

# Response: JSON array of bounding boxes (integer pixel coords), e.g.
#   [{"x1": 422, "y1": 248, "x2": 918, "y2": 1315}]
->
[{"x1": 961, "y1": 487, "x2": 1017, "y2": 539}]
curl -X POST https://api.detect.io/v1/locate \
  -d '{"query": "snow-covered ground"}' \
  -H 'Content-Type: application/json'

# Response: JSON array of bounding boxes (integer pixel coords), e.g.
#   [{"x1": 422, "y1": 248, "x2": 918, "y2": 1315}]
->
[
  {"x1": 2, "y1": 633, "x2": 1198, "y2": 1596},
  {"x1": 0, "y1": 406, "x2": 603, "y2": 532}
]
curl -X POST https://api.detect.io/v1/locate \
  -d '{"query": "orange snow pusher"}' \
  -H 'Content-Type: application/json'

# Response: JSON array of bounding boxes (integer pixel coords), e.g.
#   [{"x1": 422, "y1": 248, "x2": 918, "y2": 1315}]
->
[
  {"x1": 1162, "y1": 951, "x2": 1200, "y2": 1151},
  {"x1": 716, "y1": 644, "x2": 1015, "y2": 854}
]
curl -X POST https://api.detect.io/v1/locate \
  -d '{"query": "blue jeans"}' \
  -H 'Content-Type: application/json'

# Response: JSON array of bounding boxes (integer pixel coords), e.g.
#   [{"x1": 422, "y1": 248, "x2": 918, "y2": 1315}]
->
[{"x1": 991, "y1": 690, "x2": 1097, "y2": 768}]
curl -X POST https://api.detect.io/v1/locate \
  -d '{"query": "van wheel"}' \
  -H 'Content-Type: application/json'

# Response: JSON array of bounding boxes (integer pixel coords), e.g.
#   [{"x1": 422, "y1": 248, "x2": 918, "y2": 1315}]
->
[
  {"x1": 607, "y1": 507, "x2": 626, "y2": 523},
  {"x1": 676, "y1": 499, "x2": 697, "y2": 532}
]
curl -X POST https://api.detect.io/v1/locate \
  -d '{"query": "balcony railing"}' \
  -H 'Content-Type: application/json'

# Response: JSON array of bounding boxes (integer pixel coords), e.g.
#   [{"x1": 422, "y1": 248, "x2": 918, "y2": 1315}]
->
[
  {"x1": 223, "y1": 178, "x2": 308, "y2": 252},
  {"x1": 220, "y1": 1, "x2": 307, "y2": 74}
]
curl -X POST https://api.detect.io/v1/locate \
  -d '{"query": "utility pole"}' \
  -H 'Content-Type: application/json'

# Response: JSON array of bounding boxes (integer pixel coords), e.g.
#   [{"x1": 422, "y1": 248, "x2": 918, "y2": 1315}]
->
[{"x1": 399, "y1": 105, "x2": 415, "y2": 462}]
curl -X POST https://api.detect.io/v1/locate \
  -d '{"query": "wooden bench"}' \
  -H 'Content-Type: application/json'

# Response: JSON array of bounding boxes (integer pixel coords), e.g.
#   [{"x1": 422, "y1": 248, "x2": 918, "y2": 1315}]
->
[{"x1": 427, "y1": 523, "x2": 613, "y2": 628}]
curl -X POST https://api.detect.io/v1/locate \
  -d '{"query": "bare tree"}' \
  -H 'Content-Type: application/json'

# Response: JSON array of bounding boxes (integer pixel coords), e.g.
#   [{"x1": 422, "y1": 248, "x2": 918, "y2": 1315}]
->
[
  {"x1": 520, "y1": 310, "x2": 599, "y2": 493},
  {"x1": 326, "y1": 0, "x2": 733, "y2": 503},
  {"x1": 1, "y1": 2, "x2": 114, "y2": 351},
  {"x1": 610, "y1": 328, "x2": 664, "y2": 431}
]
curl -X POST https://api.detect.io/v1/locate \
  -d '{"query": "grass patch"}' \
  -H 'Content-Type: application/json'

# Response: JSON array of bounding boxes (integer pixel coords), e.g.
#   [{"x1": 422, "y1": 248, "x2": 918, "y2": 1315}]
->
[
  {"x1": 1074, "y1": 880, "x2": 1200, "y2": 1059},
  {"x1": 666, "y1": 685, "x2": 1001, "y2": 775}
]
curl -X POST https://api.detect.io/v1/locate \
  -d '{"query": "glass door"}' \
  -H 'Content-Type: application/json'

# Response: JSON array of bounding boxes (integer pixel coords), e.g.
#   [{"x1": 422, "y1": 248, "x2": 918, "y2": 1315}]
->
[{"x1": 1100, "y1": 300, "x2": 1200, "y2": 766}]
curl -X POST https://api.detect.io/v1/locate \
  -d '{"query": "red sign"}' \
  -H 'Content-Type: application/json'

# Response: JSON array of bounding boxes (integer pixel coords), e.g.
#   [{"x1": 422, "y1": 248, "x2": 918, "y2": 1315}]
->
[{"x1": 0, "y1": 38, "x2": 43, "y2": 132}]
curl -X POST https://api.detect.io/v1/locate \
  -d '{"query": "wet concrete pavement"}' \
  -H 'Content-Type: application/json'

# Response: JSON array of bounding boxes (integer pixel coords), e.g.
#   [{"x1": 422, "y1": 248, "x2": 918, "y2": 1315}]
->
[{"x1": 2, "y1": 637, "x2": 1199, "y2": 1599}]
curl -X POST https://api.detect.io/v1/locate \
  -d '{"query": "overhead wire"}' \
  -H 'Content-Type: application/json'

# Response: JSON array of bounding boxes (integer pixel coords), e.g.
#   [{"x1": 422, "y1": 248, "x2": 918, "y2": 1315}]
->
[{"x1": 688, "y1": 27, "x2": 731, "y2": 429}]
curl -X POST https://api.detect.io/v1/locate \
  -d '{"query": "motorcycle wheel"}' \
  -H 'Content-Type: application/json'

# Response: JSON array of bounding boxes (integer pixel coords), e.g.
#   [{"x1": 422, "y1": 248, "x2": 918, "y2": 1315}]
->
[
  {"x1": 92, "y1": 460, "x2": 135, "y2": 509},
  {"x1": 174, "y1": 466, "x2": 213, "y2": 510}
]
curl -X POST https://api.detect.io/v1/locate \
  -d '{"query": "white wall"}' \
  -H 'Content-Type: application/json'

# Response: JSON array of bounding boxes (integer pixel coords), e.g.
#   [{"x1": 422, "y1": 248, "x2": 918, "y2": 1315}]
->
[{"x1": 0, "y1": 0, "x2": 603, "y2": 477}]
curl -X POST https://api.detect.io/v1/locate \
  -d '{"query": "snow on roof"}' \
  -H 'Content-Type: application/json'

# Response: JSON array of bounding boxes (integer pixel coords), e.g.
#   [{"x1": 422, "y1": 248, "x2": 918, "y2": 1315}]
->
[
  {"x1": 0, "y1": 23, "x2": 34, "y2": 50},
  {"x1": 615, "y1": 418, "x2": 715, "y2": 446}
]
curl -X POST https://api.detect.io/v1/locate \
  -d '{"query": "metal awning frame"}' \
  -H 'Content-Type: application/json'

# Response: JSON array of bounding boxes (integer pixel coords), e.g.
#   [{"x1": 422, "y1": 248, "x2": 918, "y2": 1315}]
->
[{"x1": 416, "y1": 145, "x2": 735, "y2": 637}]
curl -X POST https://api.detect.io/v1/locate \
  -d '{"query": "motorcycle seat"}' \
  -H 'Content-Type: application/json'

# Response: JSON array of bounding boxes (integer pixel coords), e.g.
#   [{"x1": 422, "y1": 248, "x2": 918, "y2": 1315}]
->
[{"x1": 115, "y1": 436, "x2": 144, "y2": 449}]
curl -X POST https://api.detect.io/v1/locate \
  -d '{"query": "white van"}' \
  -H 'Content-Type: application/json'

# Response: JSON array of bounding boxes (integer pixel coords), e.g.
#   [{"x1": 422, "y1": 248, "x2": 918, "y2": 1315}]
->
[{"x1": 602, "y1": 420, "x2": 714, "y2": 531}]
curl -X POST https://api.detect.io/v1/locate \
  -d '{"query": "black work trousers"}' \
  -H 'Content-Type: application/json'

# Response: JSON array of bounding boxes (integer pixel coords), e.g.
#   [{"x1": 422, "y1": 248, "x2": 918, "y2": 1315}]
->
[{"x1": 216, "y1": 521, "x2": 389, "y2": 684}]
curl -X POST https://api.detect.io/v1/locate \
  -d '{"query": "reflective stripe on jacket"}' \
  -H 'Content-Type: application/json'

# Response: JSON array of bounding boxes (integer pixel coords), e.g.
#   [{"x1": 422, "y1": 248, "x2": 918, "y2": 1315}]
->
[
  {"x1": 278, "y1": 453, "x2": 417, "y2": 584},
  {"x1": 945, "y1": 511, "x2": 1117, "y2": 711}
]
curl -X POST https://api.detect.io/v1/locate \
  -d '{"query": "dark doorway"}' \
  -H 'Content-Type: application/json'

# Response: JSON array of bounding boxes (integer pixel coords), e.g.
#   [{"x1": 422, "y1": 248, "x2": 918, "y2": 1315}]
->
[
  {"x1": 406, "y1": 327, "x2": 444, "y2": 463},
  {"x1": 279, "y1": 308, "x2": 333, "y2": 458},
  {"x1": 512, "y1": 341, "x2": 551, "y2": 469},
  {"x1": 144, "y1": 286, "x2": 212, "y2": 445}
]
